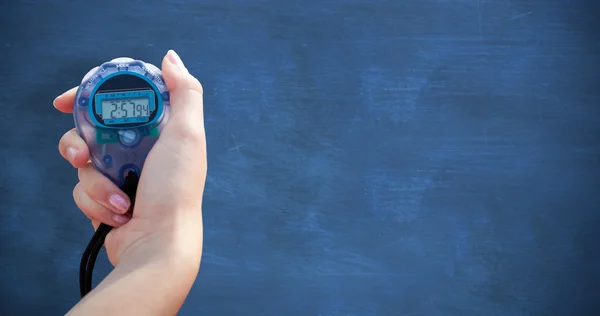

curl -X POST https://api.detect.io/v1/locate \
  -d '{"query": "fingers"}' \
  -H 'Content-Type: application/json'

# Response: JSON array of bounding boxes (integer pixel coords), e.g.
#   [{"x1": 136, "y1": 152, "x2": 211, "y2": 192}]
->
[
  {"x1": 53, "y1": 86, "x2": 78, "y2": 113},
  {"x1": 161, "y1": 50, "x2": 204, "y2": 129},
  {"x1": 133, "y1": 51, "x2": 207, "y2": 220},
  {"x1": 73, "y1": 182, "x2": 131, "y2": 228},
  {"x1": 78, "y1": 163, "x2": 132, "y2": 215},
  {"x1": 58, "y1": 128, "x2": 90, "y2": 168}
]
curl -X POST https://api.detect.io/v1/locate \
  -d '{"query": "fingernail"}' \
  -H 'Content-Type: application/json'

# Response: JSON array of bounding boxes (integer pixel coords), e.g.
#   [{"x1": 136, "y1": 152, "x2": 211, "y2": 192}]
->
[
  {"x1": 66, "y1": 147, "x2": 78, "y2": 163},
  {"x1": 167, "y1": 50, "x2": 185, "y2": 68},
  {"x1": 109, "y1": 194, "x2": 130, "y2": 212},
  {"x1": 113, "y1": 214, "x2": 131, "y2": 225}
]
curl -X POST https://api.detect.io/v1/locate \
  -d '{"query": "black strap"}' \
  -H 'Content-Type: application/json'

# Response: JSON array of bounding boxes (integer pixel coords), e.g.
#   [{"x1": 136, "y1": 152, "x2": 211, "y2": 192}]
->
[{"x1": 79, "y1": 171, "x2": 139, "y2": 298}]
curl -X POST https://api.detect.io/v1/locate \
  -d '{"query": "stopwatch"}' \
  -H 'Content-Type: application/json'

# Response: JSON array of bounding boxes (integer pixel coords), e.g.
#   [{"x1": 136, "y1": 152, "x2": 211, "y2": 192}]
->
[
  {"x1": 73, "y1": 57, "x2": 170, "y2": 298},
  {"x1": 73, "y1": 57, "x2": 170, "y2": 187}
]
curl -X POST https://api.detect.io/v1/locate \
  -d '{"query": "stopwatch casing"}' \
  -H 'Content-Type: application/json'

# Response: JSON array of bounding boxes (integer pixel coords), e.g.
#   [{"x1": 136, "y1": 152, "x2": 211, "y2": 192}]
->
[{"x1": 73, "y1": 57, "x2": 170, "y2": 187}]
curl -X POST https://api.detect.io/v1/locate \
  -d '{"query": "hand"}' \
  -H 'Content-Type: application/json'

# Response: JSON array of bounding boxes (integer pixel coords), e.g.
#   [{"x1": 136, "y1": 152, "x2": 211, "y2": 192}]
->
[{"x1": 54, "y1": 50, "x2": 206, "y2": 269}]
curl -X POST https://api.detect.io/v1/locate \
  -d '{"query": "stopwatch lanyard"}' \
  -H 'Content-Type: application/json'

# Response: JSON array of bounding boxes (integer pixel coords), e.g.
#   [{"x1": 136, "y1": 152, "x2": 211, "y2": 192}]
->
[{"x1": 79, "y1": 171, "x2": 139, "y2": 298}]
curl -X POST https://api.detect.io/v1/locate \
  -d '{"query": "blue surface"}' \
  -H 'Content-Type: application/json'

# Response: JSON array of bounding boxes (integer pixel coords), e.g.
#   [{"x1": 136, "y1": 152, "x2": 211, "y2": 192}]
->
[{"x1": 1, "y1": 0, "x2": 599, "y2": 315}]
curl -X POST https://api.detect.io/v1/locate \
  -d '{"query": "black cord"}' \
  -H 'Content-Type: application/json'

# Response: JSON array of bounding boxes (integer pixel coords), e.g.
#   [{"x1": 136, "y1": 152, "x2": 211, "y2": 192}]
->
[{"x1": 79, "y1": 171, "x2": 139, "y2": 298}]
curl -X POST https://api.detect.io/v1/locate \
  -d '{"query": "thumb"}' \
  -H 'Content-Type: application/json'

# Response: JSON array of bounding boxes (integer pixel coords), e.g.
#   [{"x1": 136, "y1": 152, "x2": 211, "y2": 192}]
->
[
  {"x1": 161, "y1": 50, "x2": 204, "y2": 128},
  {"x1": 125, "y1": 51, "x2": 206, "y2": 220}
]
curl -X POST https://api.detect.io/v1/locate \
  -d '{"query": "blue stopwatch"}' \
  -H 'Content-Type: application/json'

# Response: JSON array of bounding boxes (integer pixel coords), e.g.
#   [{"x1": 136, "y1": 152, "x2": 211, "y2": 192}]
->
[
  {"x1": 73, "y1": 57, "x2": 170, "y2": 298},
  {"x1": 73, "y1": 57, "x2": 170, "y2": 187}
]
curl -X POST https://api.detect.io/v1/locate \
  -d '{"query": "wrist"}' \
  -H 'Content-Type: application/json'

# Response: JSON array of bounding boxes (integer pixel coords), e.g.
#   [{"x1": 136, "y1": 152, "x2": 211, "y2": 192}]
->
[
  {"x1": 118, "y1": 209, "x2": 203, "y2": 263},
  {"x1": 116, "y1": 247, "x2": 201, "y2": 297},
  {"x1": 69, "y1": 227, "x2": 202, "y2": 316},
  {"x1": 121, "y1": 215, "x2": 203, "y2": 275}
]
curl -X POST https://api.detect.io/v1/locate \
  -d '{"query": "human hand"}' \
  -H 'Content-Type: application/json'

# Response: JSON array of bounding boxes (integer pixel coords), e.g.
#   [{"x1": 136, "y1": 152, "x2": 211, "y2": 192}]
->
[{"x1": 54, "y1": 50, "x2": 206, "y2": 269}]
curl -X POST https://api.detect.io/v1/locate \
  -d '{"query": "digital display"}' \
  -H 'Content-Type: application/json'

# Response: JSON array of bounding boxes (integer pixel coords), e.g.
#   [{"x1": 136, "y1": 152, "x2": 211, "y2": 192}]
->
[
  {"x1": 102, "y1": 98, "x2": 150, "y2": 119},
  {"x1": 95, "y1": 90, "x2": 156, "y2": 125}
]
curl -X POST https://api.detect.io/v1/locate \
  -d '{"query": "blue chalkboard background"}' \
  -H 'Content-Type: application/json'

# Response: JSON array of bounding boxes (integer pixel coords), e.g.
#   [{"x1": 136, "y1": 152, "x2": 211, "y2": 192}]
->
[{"x1": 1, "y1": 0, "x2": 599, "y2": 315}]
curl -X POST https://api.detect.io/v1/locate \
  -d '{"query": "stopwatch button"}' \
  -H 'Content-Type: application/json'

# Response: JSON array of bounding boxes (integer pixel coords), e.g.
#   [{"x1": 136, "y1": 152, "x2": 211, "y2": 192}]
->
[
  {"x1": 118, "y1": 130, "x2": 139, "y2": 146},
  {"x1": 110, "y1": 57, "x2": 134, "y2": 63}
]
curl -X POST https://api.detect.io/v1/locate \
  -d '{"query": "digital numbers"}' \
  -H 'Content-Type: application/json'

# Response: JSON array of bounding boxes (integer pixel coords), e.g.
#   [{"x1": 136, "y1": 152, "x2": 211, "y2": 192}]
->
[
  {"x1": 105, "y1": 99, "x2": 149, "y2": 119},
  {"x1": 97, "y1": 91, "x2": 154, "y2": 125}
]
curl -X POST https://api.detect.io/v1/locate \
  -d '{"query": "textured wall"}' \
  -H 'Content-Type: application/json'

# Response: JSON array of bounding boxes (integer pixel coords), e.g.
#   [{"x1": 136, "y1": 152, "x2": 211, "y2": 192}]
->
[{"x1": 1, "y1": 0, "x2": 599, "y2": 315}]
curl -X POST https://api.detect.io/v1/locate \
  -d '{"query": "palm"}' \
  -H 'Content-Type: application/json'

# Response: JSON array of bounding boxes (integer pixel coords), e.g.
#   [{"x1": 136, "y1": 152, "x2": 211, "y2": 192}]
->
[
  {"x1": 104, "y1": 219, "x2": 147, "y2": 266},
  {"x1": 100, "y1": 137, "x2": 192, "y2": 266}
]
